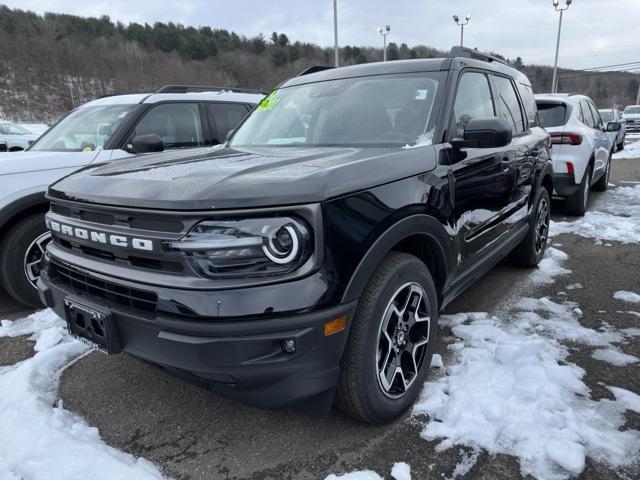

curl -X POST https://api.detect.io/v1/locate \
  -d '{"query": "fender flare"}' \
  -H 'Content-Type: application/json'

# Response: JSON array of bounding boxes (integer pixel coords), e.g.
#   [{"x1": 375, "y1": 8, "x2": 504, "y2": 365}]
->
[
  {"x1": 341, "y1": 214, "x2": 453, "y2": 304},
  {"x1": 0, "y1": 191, "x2": 48, "y2": 233}
]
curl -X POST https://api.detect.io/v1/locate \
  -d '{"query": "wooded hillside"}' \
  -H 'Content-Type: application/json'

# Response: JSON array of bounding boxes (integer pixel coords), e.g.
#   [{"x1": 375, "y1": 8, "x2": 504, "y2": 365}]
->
[{"x1": 0, "y1": 6, "x2": 638, "y2": 123}]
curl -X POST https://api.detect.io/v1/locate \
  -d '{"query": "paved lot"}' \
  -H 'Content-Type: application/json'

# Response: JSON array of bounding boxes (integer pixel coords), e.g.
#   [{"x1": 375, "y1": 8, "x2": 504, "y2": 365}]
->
[{"x1": 2, "y1": 154, "x2": 639, "y2": 479}]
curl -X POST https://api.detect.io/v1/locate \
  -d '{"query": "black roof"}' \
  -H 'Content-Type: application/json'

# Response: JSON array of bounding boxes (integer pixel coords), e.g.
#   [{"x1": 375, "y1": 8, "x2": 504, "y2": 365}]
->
[{"x1": 282, "y1": 47, "x2": 529, "y2": 88}]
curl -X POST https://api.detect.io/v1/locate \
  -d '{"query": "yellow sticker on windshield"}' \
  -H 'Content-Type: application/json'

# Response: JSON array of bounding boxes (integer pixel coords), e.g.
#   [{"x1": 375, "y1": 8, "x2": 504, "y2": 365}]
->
[{"x1": 257, "y1": 91, "x2": 281, "y2": 111}]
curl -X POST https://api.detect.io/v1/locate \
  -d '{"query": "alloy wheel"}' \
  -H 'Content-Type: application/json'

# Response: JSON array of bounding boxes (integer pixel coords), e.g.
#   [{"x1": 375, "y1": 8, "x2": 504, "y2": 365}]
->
[
  {"x1": 23, "y1": 232, "x2": 51, "y2": 289},
  {"x1": 535, "y1": 197, "x2": 550, "y2": 255},
  {"x1": 376, "y1": 282, "x2": 431, "y2": 398}
]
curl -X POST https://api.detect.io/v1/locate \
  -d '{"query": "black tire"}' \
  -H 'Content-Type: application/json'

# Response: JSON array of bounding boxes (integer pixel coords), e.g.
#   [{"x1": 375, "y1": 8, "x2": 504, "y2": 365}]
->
[
  {"x1": 617, "y1": 139, "x2": 624, "y2": 151},
  {"x1": 0, "y1": 214, "x2": 49, "y2": 308},
  {"x1": 593, "y1": 153, "x2": 612, "y2": 192},
  {"x1": 565, "y1": 166, "x2": 592, "y2": 216},
  {"x1": 335, "y1": 252, "x2": 438, "y2": 424},
  {"x1": 510, "y1": 187, "x2": 551, "y2": 267}
]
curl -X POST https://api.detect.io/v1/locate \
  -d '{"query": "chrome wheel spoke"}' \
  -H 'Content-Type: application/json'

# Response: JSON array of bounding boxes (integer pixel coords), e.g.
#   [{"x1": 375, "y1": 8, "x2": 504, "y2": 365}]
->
[{"x1": 23, "y1": 232, "x2": 52, "y2": 289}]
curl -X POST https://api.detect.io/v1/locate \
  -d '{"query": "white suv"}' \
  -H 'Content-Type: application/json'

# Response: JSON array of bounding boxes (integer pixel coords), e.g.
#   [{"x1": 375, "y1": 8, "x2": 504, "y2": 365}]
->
[
  {"x1": 621, "y1": 105, "x2": 640, "y2": 133},
  {"x1": 0, "y1": 121, "x2": 39, "y2": 151},
  {"x1": 0, "y1": 85, "x2": 263, "y2": 307},
  {"x1": 535, "y1": 94, "x2": 620, "y2": 215}
]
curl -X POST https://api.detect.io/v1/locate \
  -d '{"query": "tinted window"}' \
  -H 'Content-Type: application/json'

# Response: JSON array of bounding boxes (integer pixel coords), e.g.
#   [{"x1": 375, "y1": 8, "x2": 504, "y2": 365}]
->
[
  {"x1": 599, "y1": 110, "x2": 613, "y2": 122},
  {"x1": 580, "y1": 101, "x2": 595, "y2": 128},
  {"x1": 517, "y1": 83, "x2": 537, "y2": 127},
  {"x1": 624, "y1": 106, "x2": 640, "y2": 114},
  {"x1": 133, "y1": 103, "x2": 204, "y2": 149},
  {"x1": 451, "y1": 72, "x2": 495, "y2": 138},
  {"x1": 537, "y1": 103, "x2": 567, "y2": 128},
  {"x1": 588, "y1": 102, "x2": 602, "y2": 128},
  {"x1": 493, "y1": 76, "x2": 525, "y2": 135},
  {"x1": 206, "y1": 103, "x2": 249, "y2": 144}
]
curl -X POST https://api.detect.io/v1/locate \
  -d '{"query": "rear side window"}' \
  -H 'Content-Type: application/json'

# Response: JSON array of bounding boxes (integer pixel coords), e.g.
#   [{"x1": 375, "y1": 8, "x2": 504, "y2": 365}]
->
[
  {"x1": 517, "y1": 83, "x2": 538, "y2": 127},
  {"x1": 451, "y1": 72, "x2": 495, "y2": 138},
  {"x1": 493, "y1": 75, "x2": 525, "y2": 135},
  {"x1": 580, "y1": 101, "x2": 596, "y2": 128},
  {"x1": 537, "y1": 103, "x2": 567, "y2": 128},
  {"x1": 588, "y1": 102, "x2": 603, "y2": 128},
  {"x1": 206, "y1": 103, "x2": 250, "y2": 144}
]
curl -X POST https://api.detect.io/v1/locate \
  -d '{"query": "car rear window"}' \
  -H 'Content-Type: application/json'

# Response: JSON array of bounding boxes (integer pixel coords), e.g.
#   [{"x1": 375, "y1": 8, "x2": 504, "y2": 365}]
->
[{"x1": 537, "y1": 103, "x2": 567, "y2": 128}]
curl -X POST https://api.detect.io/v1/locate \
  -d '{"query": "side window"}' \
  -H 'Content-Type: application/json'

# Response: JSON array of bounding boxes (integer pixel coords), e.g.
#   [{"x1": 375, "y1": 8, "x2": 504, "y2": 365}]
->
[
  {"x1": 452, "y1": 72, "x2": 495, "y2": 138},
  {"x1": 206, "y1": 103, "x2": 250, "y2": 144},
  {"x1": 588, "y1": 102, "x2": 603, "y2": 128},
  {"x1": 580, "y1": 101, "x2": 595, "y2": 128},
  {"x1": 493, "y1": 76, "x2": 525, "y2": 135},
  {"x1": 132, "y1": 103, "x2": 203, "y2": 149},
  {"x1": 517, "y1": 83, "x2": 537, "y2": 127}
]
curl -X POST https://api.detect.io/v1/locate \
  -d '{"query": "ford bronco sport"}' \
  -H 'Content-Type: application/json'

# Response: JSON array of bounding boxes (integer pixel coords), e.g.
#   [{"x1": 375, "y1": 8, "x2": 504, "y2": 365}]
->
[{"x1": 39, "y1": 48, "x2": 553, "y2": 424}]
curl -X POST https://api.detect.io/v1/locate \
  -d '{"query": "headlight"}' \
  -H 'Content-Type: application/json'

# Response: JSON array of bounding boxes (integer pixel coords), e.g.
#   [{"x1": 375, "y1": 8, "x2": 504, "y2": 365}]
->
[{"x1": 164, "y1": 217, "x2": 312, "y2": 278}]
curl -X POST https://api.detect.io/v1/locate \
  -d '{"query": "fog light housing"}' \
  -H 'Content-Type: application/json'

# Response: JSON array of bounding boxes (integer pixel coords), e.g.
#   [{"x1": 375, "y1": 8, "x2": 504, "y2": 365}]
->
[{"x1": 282, "y1": 338, "x2": 296, "y2": 354}]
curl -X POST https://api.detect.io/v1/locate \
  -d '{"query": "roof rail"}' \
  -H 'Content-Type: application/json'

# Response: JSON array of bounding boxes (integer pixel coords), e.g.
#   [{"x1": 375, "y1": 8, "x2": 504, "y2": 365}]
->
[
  {"x1": 297, "y1": 66, "x2": 334, "y2": 76},
  {"x1": 449, "y1": 46, "x2": 510, "y2": 67},
  {"x1": 154, "y1": 85, "x2": 266, "y2": 95}
]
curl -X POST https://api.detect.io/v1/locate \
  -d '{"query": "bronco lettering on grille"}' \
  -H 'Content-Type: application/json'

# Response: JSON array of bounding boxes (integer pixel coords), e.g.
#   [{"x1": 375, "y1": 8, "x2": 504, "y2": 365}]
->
[{"x1": 46, "y1": 219, "x2": 154, "y2": 251}]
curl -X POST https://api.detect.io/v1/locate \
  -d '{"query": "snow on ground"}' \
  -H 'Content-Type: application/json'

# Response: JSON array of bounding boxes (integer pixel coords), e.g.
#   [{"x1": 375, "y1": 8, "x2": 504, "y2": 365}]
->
[
  {"x1": 613, "y1": 139, "x2": 640, "y2": 159},
  {"x1": 412, "y1": 249, "x2": 640, "y2": 480},
  {"x1": 592, "y1": 347, "x2": 639, "y2": 366},
  {"x1": 325, "y1": 463, "x2": 412, "y2": 480},
  {"x1": 550, "y1": 184, "x2": 640, "y2": 244},
  {"x1": 528, "y1": 247, "x2": 571, "y2": 284},
  {"x1": 0, "y1": 310, "x2": 166, "y2": 480},
  {"x1": 613, "y1": 290, "x2": 640, "y2": 303}
]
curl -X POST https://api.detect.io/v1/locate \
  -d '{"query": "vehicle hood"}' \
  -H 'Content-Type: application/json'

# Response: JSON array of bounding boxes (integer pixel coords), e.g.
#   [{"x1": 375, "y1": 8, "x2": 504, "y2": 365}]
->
[
  {"x1": 48, "y1": 145, "x2": 440, "y2": 210},
  {"x1": 622, "y1": 113, "x2": 640, "y2": 120},
  {"x1": 0, "y1": 150, "x2": 98, "y2": 176}
]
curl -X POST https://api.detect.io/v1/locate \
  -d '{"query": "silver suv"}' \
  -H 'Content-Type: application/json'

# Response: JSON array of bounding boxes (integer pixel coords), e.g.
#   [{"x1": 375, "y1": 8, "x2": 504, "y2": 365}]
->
[{"x1": 0, "y1": 85, "x2": 263, "y2": 307}]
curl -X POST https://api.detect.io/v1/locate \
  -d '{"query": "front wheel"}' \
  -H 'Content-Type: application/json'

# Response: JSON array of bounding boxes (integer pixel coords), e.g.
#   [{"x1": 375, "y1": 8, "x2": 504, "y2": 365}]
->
[
  {"x1": 510, "y1": 187, "x2": 551, "y2": 267},
  {"x1": 0, "y1": 214, "x2": 50, "y2": 307},
  {"x1": 335, "y1": 252, "x2": 438, "y2": 424},
  {"x1": 593, "y1": 153, "x2": 612, "y2": 192}
]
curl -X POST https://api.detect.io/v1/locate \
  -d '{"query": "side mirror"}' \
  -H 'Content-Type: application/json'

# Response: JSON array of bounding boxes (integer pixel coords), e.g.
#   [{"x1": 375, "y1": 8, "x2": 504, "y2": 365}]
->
[
  {"x1": 130, "y1": 134, "x2": 164, "y2": 154},
  {"x1": 453, "y1": 117, "x2": 513, "y2": 149},
  {"x1": 606, "y1": 121, "x2": 621, "y2": 132},
  {"x1": 0, "y1": 142, "x2": 7, "y2": 152}
]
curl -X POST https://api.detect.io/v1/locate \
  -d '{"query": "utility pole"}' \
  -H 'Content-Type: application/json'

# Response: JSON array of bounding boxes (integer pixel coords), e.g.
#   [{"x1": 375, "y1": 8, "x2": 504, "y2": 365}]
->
[
  {"x1": 551, "y1": 0, "x2": 572, "y2": 94},
  {"x1": 333, "y1": 0, "x2": 339, "y2": 67},
  {"x1": 636, "y1": 81, "x2": 640, "y2": 105},
  {"x1": 377, "y1": 25, "x2": 390, "y2": 61},
  {"x1": 452, "y1": 14, "x2": 471, "y2": 47}
]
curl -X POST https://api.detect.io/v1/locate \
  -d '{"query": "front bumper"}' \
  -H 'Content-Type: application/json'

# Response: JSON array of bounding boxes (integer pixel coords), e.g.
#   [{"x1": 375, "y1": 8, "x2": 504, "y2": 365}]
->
[{"x1": 38, "y1": 259, "x2": 357, "y2": 415}]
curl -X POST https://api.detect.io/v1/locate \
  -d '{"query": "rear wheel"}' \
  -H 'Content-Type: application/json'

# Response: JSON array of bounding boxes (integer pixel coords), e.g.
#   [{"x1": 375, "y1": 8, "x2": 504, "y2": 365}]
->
[
  {"x1": 0, "y1": 214, "x2": 50, "y2": 307},
  {"x1": 565, "y1": 166, "x2": 592, "y2": 216},
  {"x1": 510, "y1": 187, "x2": 550, "y2": 267},
  {"x1": 336, "y1": 252, "x2": 438, "y2": 424}
]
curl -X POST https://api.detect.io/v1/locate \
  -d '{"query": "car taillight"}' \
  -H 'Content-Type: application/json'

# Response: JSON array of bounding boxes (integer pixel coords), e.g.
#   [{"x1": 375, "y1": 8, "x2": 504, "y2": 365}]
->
[
  {"x1": 566, "y1": 162, "x2": 575, "y2": 176},
  {"x1": 550, "y1": 132, "x2": 583, "y2": 145}
]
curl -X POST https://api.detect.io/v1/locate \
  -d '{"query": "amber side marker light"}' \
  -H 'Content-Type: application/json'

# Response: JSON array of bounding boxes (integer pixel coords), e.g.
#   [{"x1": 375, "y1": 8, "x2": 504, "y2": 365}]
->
[{"x1": 324, "y1": 316, "x2": 348, "y2": 336}]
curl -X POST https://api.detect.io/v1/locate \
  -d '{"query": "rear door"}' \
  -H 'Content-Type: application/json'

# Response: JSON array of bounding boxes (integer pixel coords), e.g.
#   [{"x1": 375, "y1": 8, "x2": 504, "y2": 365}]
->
[
  {"x1": 446, "y1": 70, "x2": 518, "y2": 267},
  {"x1": 204, "y1": 102, "x2": 252, "y2": 145},
  {"x1": 584, "y1": 100, "x2": 611, "y2": 179}
]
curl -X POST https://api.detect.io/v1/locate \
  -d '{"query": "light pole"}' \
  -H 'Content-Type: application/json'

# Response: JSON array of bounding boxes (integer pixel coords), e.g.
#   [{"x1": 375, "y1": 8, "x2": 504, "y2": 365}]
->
[
  {"x1": 377, "y1": 25, "x2": 390, "y2": 61},
  {"x1": 452, "y1": 14, "x2": 471, "y2": 47},
  {"x1": 333, "y1": 0, "x2": 339, "y2": 67},
  {"x1": 551, "y1": 0, "x2": 572, "y2": 94}
]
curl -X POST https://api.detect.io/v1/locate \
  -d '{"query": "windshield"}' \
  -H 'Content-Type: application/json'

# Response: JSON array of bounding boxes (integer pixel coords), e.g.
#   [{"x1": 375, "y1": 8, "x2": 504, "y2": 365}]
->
[
  {"x1": 624, "y1": 106, "x2": 640, "y2": 115},
  {"x1": 30, "y1": 104, "x2": 136, "y2": 152},
  {"x1": 536, "y1": 103, "x2": 567, "y2": 128},
  {"x1": 230, "y1": 72, "x2": 444, "y2": 148},
  {"x1": 599, "y1": 110, "x2": 613, "y2": 122},
  {"x1": 1, "y1": 123, "x2": 32, "y2": 135}
]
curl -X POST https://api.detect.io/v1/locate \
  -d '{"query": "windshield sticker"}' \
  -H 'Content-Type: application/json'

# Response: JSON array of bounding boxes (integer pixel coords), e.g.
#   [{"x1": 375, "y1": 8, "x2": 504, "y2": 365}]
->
[
  {"x1": 415, "y1": 89, "x2": 428, "y2": 100},
  {"x1": 257, "y1": 91, "x2": 281, "y2": 111}
]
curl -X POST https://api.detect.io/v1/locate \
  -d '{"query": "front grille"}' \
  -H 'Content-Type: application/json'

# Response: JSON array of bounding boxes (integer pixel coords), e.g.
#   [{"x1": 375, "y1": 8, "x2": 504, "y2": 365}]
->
[
  {"x1": 51, "y1": 204, "x2": 184, "y2": 233},
  {"x1": 50, "y1": 261, "x2": 157, "y2": 314}
]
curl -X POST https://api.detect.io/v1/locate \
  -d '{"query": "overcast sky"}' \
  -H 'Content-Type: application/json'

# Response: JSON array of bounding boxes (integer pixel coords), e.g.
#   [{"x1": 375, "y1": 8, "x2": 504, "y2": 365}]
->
[{"x1": 4, "y1": 0, "x2": 640, "y2": 70}]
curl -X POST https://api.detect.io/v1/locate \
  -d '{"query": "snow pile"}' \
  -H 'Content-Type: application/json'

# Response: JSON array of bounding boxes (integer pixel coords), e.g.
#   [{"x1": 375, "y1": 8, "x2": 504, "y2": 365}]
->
[
  {"x1": 529, "y1": 247, "x2": 571, "y2": 284},
  {"x1": 592, "y1": 347, "x2": 639, "y2": 366},
  {"x1": 613, "y1": 139, "x2": 640, "y2": 159},
  {"x1": 550, "y1": 185, "x2": 640, "y2": 243},
  {"x1": 607, "y1": 387, "x2": 640, "y2": 413},
  {"x1": 613, "y1": 290, "x2": 640, "y2": 303},
  {"x1": 325, "y1": 463, "x2": 411, "y2": 480},
  {"x1": 0, "y1": 310, "x2": 166, "y2": 480},
  {"x1": 414, "y1": 301, "x2": 640, "y2": 479}
]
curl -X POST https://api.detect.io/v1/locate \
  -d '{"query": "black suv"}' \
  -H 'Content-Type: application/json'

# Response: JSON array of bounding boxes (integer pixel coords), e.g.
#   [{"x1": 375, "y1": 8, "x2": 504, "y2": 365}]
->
[{"x1": 39, "y1": 48, "x2": 552, "y2": 424}]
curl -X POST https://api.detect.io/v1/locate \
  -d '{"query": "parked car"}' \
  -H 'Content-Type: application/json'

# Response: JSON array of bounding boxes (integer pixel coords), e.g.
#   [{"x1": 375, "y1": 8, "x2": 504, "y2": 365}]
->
[
  {"x1": 598, "y1": 108, "x2": 626, "y2": 151},
  {"x1": 0, "y1": 141, "x2": 7, "y2": 152},
  {"x1": 39, "y1": 48, "x2": 553, "y2": 423},
  {"x1": 0, "y1": 121, "x2": 39, "y2": 151},
  {"x1": 621, "y1": 105, "x2": 640, "y2": 133},
  {"x1": 535, "y1": 93, "x2": 620, "y2": 216},
  {"x1": 0, "y1": 85, "x2": 263, "y2": 307}
]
